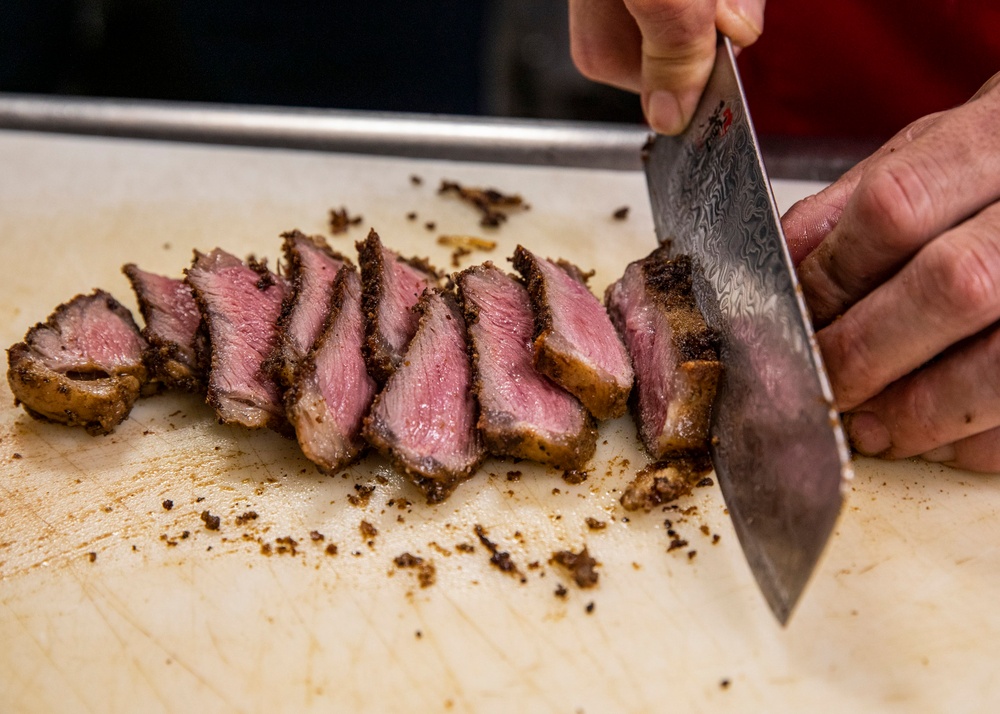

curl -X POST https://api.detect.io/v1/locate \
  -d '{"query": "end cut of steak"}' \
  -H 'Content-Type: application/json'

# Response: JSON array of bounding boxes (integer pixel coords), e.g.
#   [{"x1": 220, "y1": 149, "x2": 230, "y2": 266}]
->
[
  {"x1": 512, "y1": 245, "x2": 633, "y2": 420},
  {"x1": 286, "y1": 265, "x2": 376, "y2": 473},
  {"x1": 123, "y1": 264, "x2": 206, "y2": 392},
  {"x1": 270, "y1": 230, "x2": 348, "y2": 389},
  {"x1": 605, "y1": 249, "x2": 721, "y2": 458},
  {"x1": 364, "y1": 288, "x2": 483, "y2": 503},
  {"x1": 6, "y1": 290, "x2": 148, "y2": 435},
  {"x1": 357, "y1": 229, "x2": 439, "y2": 385},
  {"x1": 457, "y1": 263, "x2": 596, "y2": 470},
  {"x1": 186, "y1": 248, "x2": 289, "y2": 431}
]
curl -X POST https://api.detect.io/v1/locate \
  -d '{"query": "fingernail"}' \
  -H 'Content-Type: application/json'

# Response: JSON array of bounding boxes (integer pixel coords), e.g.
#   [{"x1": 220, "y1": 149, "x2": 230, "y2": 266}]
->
[
  {"x1": 719, "y1": 0, "x2": 764, "y2": 47},
  {"x1": 920, "y1": 444, "x2": 956, "y2": 463},
  {"x1": 646, "y1": 90, "x2": 684, "y2": 135},
  {"x1": 844, "y1": 411, "x2": 891, "y2": 456}
]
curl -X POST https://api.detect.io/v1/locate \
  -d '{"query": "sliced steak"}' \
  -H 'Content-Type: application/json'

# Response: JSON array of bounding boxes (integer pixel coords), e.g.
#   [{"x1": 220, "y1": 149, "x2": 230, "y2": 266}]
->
[
  {"x1": 364, "y1": 289, "x2": 483, "y2": 503},
  {"x1": 357, "y1": 229, "x2": 439, "y2": 385},
  {"x1": 186, "y1": 248, "x2": 290, "y2": 431},
  {"x1": 6, "y1": 290, "x2": 148, "y2": 435},
  {"x1": 286, "y1": 265, "x2": 376, "y2": 473},
  {"x1": 457, "y1": 263, "x2": 596, "y2": 470},
  {"x1": 605, "y1": 248, "x2": 721, "y2": 458},
  {"x1": 270, "y1": 230, "x2": 348, "y2": 389},
  {"x1": 512, "y1": 245, "x2": 633, "y2": 420},
  {"x1": 123, "y1": 264, "x2": 206, "y2": 392}
]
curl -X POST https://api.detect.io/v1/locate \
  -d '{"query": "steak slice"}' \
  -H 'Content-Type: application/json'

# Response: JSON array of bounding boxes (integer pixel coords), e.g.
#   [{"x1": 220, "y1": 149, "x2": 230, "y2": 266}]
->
[
  {"x1": 6, "y1": 290, "x2": 148, "y2": 435},
  {"x1": 364, "y1": 289, "x2": 483, "y2": 503},
  {"x1": 286, "y1": 265, "x2": 375, "y2": 473},
  {"x1": 270, "y1": 230, "x2": 348, "y2": 389},
  {"x1": 357, "y1": 229, "x2": 439, "y2": 385},
  {"x1": 186, "y1": 248, "x2": 290, "y2": 431},
  {"x1": 605, "y1": 248, "x2": 721, "y2": 458},
  {"x1": 512, "y1": 245, "x2": 633, "y2": 420},
  {"x1": 123, "y1": 264, "x2": 206, "y2": 392},
  {"x1": 457, "y1": 263, "x2": 596, "y2": 470}
]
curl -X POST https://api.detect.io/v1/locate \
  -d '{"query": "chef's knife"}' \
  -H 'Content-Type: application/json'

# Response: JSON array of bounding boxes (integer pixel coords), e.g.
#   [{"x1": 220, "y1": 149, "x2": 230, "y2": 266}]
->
[{"x1": 643, "y1": 37, "x2": 853, "y2": 624}]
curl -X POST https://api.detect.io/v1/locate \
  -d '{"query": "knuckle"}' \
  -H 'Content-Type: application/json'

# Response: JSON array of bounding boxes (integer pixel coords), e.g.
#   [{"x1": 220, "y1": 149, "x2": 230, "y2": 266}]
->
[
  {"x1": 627, "y1": 0, "x2": 689, "y2": 19},
  {"x1": 818, "y1": 317, "x2": 881, "y2": 409},
  {"x1": 570, "y1": 37, "x2": 637, "y2": 89},
  {"x1": 884, "y1": 377, "x2": 942, "y2": 457},
  {"x1": 626, "y1": 0, "x2": 716, "y2": 51},
  {"x1": 856, "y1": 157, "x2": 939, "y2": 253},
  {"x1": 916, "y1": 238, "x2": 1000, "y2": 322}
]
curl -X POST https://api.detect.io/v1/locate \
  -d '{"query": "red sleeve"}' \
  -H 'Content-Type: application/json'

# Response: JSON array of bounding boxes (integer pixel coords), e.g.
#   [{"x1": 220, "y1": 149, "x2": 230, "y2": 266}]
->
[{"x1": 737, "y1": 0, "x2": 1000, "y2": 140}]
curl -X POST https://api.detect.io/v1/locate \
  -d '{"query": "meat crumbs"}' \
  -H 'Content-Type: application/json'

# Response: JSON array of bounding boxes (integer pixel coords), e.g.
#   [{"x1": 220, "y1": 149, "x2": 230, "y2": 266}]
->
[
  {"x1": 360, "y1": 520, "x2": 378, "y2": 544},
  {"x1": 393, "y1": 552, "x2": 437, "y2": 588},
  {"x1": 620, "y1": 456, "x2": 713, "y2": 512},
  {"x1": 474, "y1": 524, "x2": 524, "y2": 582},
  {"x1": 438, "y1": 179, "x2": 526, "y2": 228},
  {"x1": 550, "y1": 547, "x2": 599, "y2": 589},
  {"x1": 348, "y1": 483, "x2": 375, "y2": 507},
  {"x1": 328, "y1": 207, "x2": 363, "y2": 234},
  {"x1": 436, "y1": 234, "x2": 497, "y2": 268},
  {"x1": 200, "y1": 510, "x2": 221, "y2": 531}
]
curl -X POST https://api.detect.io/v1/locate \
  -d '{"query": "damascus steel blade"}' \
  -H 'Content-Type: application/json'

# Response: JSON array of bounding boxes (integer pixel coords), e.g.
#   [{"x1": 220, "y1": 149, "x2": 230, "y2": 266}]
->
[{"x1": 643, "y1": 38, "x2": 853, "y2": 624}]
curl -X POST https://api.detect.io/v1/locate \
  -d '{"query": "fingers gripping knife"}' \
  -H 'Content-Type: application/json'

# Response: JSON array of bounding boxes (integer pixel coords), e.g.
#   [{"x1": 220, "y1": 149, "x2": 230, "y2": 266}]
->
[{"x1": 643, "y1": 38, "x2": 853, "y2": 624}]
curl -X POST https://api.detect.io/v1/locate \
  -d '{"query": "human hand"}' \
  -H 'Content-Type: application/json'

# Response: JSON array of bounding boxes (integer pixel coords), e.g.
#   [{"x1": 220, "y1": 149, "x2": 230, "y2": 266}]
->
[
  {"x1": 568, "y1": 0, "x2": 765, "y2": 135},
  {"x1": 782, "y1": 72, "x2": 1000, "y2": 473}
]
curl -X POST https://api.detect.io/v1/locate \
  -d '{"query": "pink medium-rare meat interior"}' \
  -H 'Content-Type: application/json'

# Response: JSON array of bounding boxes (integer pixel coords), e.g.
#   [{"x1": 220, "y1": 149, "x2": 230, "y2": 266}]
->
[
  {"x1": 186, "y1": 248, "x2": 289, "y2": 430},
  {"x1": 358, "y1": 229, "x2": 439, "y2": 385},
  {"x1": 273, "y1": 231, "x2": 347, "y2": 386},
  {"x1": 457, "y1": 262, "x2": 596, "y2": 470},
  {"x1": 364, "y1": 288, "x2": 483, "y2": 500},
  {"x1": 6, "y1": 289, "x2": 149, "y2": 434},
  {"x1": 26, "y1": 290, "x2": 148, "y2": 376},
  {"x1": 512, "y1": 246, "x2": 633, "y2": 420},
  {"x1": 606, "y1": 250, "x2": 720, "y2": 458},
  {"x1": 286, "y1": 265, "x2": 376, "y2": 472},
  {"x1": 123, "y1": 264, "x2": 205, "y2": 390}
]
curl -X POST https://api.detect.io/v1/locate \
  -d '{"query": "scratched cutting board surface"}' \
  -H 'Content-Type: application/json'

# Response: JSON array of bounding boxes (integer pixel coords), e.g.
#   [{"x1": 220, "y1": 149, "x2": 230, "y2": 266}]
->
[{"x1": 0, "y1": 130, "x2": 998, "y2": 714}]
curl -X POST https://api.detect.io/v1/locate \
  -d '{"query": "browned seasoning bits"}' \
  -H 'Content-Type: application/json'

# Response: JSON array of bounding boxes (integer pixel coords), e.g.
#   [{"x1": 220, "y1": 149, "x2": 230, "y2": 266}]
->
[
  {"x1": 329, "y1": 207, "x2": 363, "y2": 234},
  {"x1": 438, "y1": 179, "x2": 526, "y2": 227},
  {"x1": 550, "y1": 547, "x2": 599, "y2": 589},
  {"x1": 200, "y1": 510, "x2": 221, "y2": 531}
]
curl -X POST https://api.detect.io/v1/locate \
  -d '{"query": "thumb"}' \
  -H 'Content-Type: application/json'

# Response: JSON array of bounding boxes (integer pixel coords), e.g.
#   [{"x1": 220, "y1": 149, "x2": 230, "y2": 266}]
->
[{"x1": 626, "y1": 0, "x2": 764, "y2": 135}]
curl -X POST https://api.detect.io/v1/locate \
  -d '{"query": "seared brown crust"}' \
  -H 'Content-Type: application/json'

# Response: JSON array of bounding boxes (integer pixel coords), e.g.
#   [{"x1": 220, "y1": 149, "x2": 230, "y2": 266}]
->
[
  {"x1": 357, "y1": 229, "x2": 440, "y2": 385},
  {"x1": 473, "y1": 404, "x2": 597, "y2": 471},
  {"x1": 285, "y1": 265, "x2": 374, "y2": 472},
  {"x1": 185, "y1": 249, "x2": 290, "y2": 435},
  {"x1": 6, "y1": 290, "x2": 148, "y2": 435},
  {"x1": 122, "y1": 264, "x2": 207, "y2": 393},
  {"x1": 141, "y1": 341, "x2": 204, "y2": 394},
  {"x1": 641, "y1": 252, "x2": 719, "y2": 362},
  {"x1": 456, "y1": 263, "x2": 597, "y2": 471},
  {"x1": 363, "y1": 289, "x2": 483, "y2": 503},
  {"x1": 606, "y1": 248, "x2": 721, "y2": 458},
  {"x1": 269, "y1": 230, "x2": 350, "y2": 389},
  {"x1": 8, "y1": 342, "x2": 144, "y2": 434},
  {"x1": 512, "y1": 246, "x2": 631, "y2": 421}
]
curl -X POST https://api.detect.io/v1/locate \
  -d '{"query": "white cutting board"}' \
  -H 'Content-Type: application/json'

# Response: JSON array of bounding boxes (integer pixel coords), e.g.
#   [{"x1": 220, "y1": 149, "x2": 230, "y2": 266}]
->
[{"x1": 0, "y1": 131, "x2": 997, "y2": 714}]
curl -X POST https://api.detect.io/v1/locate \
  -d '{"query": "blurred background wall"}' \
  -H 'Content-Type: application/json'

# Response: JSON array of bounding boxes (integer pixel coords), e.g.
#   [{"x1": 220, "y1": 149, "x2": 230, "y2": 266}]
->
[{"x1": 0, "y1": 0, "x2": 643, "y2": 122}]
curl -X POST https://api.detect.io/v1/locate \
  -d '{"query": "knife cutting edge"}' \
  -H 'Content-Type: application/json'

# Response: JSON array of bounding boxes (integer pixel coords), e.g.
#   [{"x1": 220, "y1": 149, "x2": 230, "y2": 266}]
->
[{"x1": 643, "y1": 37, "x2": 853, "y2": 624}]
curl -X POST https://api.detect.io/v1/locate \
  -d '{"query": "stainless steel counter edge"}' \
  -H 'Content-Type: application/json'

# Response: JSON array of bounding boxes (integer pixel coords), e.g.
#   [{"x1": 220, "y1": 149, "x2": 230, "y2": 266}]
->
[{"x1": 0, "y1": 93, "x2": 650, "y2": 171}]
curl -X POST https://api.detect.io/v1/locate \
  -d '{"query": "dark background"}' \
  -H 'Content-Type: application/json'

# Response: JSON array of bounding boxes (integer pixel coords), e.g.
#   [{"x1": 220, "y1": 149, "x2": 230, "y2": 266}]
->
[{"x1": 0, "y1": 0, "x2": 643, "y2": 122}]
